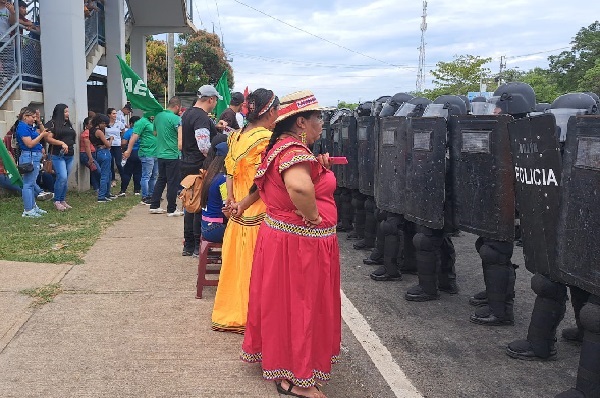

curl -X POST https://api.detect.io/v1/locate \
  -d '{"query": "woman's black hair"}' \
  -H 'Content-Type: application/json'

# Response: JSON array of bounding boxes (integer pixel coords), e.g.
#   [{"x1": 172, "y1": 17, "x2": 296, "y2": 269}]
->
[
  {"x1": 202, "y1": 133, "x2": 228, "y2": 169},
  {"x1": 245, "y1": 88, "x2": 280, "y2": 125},
  {"x1": 200, "y1": 155, "x2": 226, "y2": 209},
  {"x1": 82, "y1": 117, "x2": 91, "y2": 130},
  {"x1": 90, "y1": 113, "x2": 109, "y2": 137},
  {"x1": 50, "y1": 103, "x2": 72, "y2": 129}
]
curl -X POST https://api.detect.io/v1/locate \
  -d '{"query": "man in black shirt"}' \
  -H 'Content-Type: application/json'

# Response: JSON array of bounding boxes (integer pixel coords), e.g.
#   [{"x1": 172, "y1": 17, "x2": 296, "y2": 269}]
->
[
  {"x1": 218, "y1": 91, "x2": 244, "y2": 131},
  {"x1": 180, "y1": 85, "x2": 228, "y2": 256}
]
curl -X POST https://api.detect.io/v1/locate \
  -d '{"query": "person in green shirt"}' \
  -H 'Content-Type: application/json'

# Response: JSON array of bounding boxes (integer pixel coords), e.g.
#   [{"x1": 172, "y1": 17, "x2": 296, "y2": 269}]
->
[
  {"x1": 148, "y1": 97, "x2": 183, "y2": 216},
  {"x1": 123, "y1": 115, "x2": 157, "y2": 204}
]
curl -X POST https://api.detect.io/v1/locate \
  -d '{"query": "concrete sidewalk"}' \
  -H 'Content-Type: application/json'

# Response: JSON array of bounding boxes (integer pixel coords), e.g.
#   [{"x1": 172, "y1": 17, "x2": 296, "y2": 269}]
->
[{"x1": 0, "y1": 204, "x2": 395, "y2": 398}]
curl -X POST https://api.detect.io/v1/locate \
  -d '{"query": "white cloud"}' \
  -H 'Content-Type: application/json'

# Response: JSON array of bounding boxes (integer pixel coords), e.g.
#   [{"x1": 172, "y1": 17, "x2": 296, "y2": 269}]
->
[{"x1": 191, "y1": 0, "x2": 599, "y2": 106}]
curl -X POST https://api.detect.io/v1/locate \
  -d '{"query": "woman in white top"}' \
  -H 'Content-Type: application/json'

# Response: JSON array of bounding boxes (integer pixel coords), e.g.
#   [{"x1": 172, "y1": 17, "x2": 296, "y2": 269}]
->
[{"x1": 105, "y1": 107, "x2": 126, "y2": 186}]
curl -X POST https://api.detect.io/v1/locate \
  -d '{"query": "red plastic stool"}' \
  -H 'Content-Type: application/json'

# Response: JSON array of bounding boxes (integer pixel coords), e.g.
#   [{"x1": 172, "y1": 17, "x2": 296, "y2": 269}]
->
[{"x1": 196, "y1": 239, "x2": 222, "y2": 299}]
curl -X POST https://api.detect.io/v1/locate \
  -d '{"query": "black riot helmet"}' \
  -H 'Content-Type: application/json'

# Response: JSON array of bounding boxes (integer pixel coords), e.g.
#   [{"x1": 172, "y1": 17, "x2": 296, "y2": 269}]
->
[
  {"x1": 458, "y1": 95, "x2": 471, "y2": 113},
  {"x1": 371, "y1": 96, "x2": 391, "y2": 116},
  {"x1": 395, "y1": 96, "x2": 432, "y2": 117},
  {"x1": 355, "y1": 101, "x2": 373, "y2": 117},
  {"x1": 535, "y1": 103, "x2": 551, "y2": 112},
  {"x1": 472, "y1": 96, "x2": 487, "y2": 102},
  {"x1": 549, "y1": 93, "x2": 598, "y2": 142},
  {"x1": 424, "y1": 95, "x2": 468, "y2": 118},
  {"x1": 330, "y1": 108, "x2": 353, "y2": 125},
  {"x1": 583, "y1": 92, "x2": 600, "y2": 112},
  {"x1": 489, "y1": 82, "x2": 536, "y2": 118},
  {"x1": 380, "y1": 92, "x2": 414, "y2": 117}
]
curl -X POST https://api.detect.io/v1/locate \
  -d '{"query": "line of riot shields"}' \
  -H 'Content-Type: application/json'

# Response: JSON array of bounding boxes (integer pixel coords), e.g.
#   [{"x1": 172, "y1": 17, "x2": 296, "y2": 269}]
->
[{"x1": 313, "y1": 88, "x2": 600, "y2": 397}]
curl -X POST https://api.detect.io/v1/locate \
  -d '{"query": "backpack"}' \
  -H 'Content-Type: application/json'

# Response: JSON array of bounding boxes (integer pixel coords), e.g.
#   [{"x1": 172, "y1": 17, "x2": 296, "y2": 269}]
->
[{"x1": 178, "y1": 170, "x2": 206, "y2": 213}]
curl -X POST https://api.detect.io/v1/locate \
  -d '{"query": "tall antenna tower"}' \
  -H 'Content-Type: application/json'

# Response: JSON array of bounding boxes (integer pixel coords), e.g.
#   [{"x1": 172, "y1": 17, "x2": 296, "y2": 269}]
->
[{"x1": 416, "y1": 1, "x2": 428, "y2": 93}]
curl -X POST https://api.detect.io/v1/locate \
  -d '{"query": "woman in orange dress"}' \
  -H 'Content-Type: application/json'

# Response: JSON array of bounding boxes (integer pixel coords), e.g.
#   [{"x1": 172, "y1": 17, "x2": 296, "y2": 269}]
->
[
  {"x1": 241, "y1": 91, "x2": 340, "y2": 398},
  {"x1": 211, "y1": 88, "x2": 280, "y2": 333}
]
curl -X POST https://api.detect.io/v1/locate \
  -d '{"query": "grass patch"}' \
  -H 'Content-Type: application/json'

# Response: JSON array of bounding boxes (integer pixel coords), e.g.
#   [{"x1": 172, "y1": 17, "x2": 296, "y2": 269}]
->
[
  {"x1": 20, "y1": 283, "x2": 63, "y2": 306},
  {"x1": 0, "y1": 188, "x2": 140, "y2": 264}
]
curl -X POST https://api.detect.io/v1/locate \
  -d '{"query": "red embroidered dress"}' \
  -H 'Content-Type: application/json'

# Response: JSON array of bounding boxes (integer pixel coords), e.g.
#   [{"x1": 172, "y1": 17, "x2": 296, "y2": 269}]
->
[{"x1": 241, "y1": 137, "x2": 341, "y2": 387}]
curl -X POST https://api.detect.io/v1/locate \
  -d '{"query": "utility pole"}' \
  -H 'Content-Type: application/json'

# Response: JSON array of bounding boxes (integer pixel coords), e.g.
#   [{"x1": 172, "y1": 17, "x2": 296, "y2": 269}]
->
[
  {"x1": 498, "y1": 55, "x2": 506, "y2": 87},
  {"x1": 416, "y1": 1, "x2": 427, "y2": 93},
  {"x1": 167, "y1": 33, "x2": 175, "y2": 100}
]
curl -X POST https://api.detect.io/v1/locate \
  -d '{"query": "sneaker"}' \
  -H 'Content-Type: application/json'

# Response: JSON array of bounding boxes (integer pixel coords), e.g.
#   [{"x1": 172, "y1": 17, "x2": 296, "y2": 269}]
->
[
  {"x1": 116, "y1": 192, "x2": 126, "y2": 197},
  {"x1": 97, "y1": 198, "x2": 110, "y2": 203},
  {"x1": 54, "y1": 202, "x2": 66, "y2": 212},
  {"x1": 61, "y1": 201, "x2": 72, "y2": 209},
  {"x1": 149, "y1": 208, "x2": 167, "y2": 214},
  {"x1": 22, "y1": 209, "x2": 42, "y2": 218},
  {"x1": 36, "y1": 191, "x2": 54, "y2": 201},
  {"x1": 182, "y1": 250, "x2": 193, "y2": 257},
  {"x1": 134, "y1": 191, "x2": 141, "y2": 196},
  {"x1": 140, "y1": 197, "x2": 151, "y2": 205},
  {"x1": 34, "y1": 206, "x2": 47, "y2": 215},
  {"x1": 107, "y1": 194, "x2": 118, "y2": 200},
  {"x1": 167, "y1": 210, "x2": 184, "y2": 217}
]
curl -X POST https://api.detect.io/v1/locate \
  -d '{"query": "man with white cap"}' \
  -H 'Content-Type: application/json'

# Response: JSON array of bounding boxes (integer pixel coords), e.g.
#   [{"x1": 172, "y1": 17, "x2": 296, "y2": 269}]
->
[{"x1": 179, "y1": 84, "x2": 228, "y2": 256}]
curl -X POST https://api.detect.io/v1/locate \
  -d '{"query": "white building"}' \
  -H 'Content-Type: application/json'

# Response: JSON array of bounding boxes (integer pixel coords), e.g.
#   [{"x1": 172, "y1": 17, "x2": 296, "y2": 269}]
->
[{"x1": 0, "y1": 0, "x2": 195, "y2": 190}]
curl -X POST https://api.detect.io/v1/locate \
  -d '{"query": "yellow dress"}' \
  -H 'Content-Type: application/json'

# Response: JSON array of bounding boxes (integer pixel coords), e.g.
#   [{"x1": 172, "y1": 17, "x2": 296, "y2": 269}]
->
[{"x1": 211, "y1": 127, "x2": 271, "y2": 333}]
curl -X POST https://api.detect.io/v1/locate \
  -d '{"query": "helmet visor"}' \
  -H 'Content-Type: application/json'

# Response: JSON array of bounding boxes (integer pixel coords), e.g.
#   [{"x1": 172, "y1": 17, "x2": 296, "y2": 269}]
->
[
  {"x1": 394, "y1": 103, "x2": 416, "y2": 117},
  {"x1": 423, "y1": 104, "x2": 449, "y2": 119}
]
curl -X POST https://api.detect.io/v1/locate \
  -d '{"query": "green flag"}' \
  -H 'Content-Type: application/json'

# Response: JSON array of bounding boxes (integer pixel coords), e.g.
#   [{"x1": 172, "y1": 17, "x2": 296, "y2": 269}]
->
[
  {"x1": 117, "y1": 56, "x2": 164, "y2": 117},
  {"x1": 214, "y1": 70, "x2": 231, "y2": 119},
  {"x1": 0, "y1": 140, "x2": 22, "y2": 188}
]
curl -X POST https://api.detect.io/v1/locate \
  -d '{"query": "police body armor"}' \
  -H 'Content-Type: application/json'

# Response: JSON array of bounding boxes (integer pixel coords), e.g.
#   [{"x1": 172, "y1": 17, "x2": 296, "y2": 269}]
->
[
  {"x1": 403, "y1": 116, "x2": 448, "y2": 229},
  {"x1": 450, "y1": 115, "x2": 515, "y2": 241},
  {"x1": 508, "y1": 114, "x2": 561, "y2": 276},
  {"x1": 357, "y1": 116, "x2": 377, "y2": 196},
  {"x1": 331, "y1": 121, "x2": 344, "y2": 184},
  {"x1": 374, "y1": 116, "x2": 407, "y2": 214}
]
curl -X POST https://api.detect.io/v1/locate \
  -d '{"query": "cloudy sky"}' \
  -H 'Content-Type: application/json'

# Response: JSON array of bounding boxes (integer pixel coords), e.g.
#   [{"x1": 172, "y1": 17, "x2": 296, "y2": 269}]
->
[{"x1": 188, "y1": 0, "x2": 599, "y2": 106}]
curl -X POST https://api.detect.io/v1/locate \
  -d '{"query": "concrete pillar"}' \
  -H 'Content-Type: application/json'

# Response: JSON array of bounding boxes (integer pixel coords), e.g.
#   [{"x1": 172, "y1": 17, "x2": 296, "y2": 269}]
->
[
  {"x1": 129, "y1": 28, "x2": 147, "y2": 116},
  {"x1": 39, "y1": 0, "x2": 88, "y2": 191},
  {"x1": 105, "y1": 0, "x2": 126, "y2": 110}
]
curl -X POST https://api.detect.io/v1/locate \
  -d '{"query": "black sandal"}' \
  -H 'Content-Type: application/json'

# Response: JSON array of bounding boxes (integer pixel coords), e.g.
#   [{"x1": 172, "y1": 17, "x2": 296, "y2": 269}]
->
[{"x1": 276, "y1": 381, "x2": 309, "y2": 398}]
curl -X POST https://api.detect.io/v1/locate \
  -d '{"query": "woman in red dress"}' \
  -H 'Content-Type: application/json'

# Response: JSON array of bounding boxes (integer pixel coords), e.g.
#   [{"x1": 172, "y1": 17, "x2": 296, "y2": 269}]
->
[{"x1": 241, "y1": 91, "x2": 340, "y2": 398}]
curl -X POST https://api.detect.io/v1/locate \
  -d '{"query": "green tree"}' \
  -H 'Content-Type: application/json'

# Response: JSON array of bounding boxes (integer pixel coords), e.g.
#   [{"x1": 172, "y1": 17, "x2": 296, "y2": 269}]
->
[
  {"x1": 521, "y1": 67, "x2": 561, "y2": 103},
  {"x1": 577, "y1": 57, "x2": 600, "y2": 94},
  {"x1": 548, "y1": 21, "x2": 600, "y2": 93},
  {"x1": 146, "y1": 40, "x2": 167, "y2": 96},
  {"x1": 337, "y1": 101, "x2": 358, "y2": 110},
  {"x1": 424, "y1": 55, "x2": 492, "y2": 99},
  {"x1": 175, "y1": 31, "x2": 233, "y2": 92}
]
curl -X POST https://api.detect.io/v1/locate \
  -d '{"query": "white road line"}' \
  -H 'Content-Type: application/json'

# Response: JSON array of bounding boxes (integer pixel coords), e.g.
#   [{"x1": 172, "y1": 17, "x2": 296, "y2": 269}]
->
[{"x1": 341, "y1": 289, "x2": 423, "y2": 398}]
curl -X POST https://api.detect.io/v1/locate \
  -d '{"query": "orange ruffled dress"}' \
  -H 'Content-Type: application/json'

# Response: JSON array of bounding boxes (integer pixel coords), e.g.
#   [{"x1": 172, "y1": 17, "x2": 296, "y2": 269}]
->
[
  {"x1": 241, "y1": 137, "x2": 341, "y2": 387},
  {"x1": 211, "y1": 127, "x2": 271, "y2": 333}
]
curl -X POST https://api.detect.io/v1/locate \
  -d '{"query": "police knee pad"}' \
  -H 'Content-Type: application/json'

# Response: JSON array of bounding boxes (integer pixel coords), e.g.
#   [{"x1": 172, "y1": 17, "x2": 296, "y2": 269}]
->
[
  {"x1": 530, "y1": 274, "x2": 567, "y2": 301},
  {"x1": 479, "y1": 243, "x2": 511, "y2": 265},
  {"x1": 580, "y1": 302, "x2": 600, "y2": 334},
  {"x1": 381, "y1": 219, "x2": 399, "y2": 236},
  {"x1": 413, "y1": 232, "x2": 434, "y2": 252}
]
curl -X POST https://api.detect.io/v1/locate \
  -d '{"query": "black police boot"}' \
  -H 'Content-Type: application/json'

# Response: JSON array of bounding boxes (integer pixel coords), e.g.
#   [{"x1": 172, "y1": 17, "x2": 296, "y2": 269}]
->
[
  {"x1": 346, "y1": 230, "x2": 361, "y2": 240},
  {"x1": 469, "y1": 291, "x2": 488, "y2": 306},
  {"x1": 364, "y1": 224, "x2": 384, "y2": 264},
  {"x1": 405, "y1": 230, "x2": 440, "y2": 302},
  {"x1": 351, "y1": 191, "x2": 366, "y2": 240},
  {"x1": 357, "y1": 197, "x2": 377, "y2": 250},
  {"x1": 470, "y1": 263, "x2": 515, "y2": 326},
  {"x1": 507, "y1": 274, "x2": 567, "y2": 361},
  {"x1": 555, "y1": 297, "x2": 600, "y2": 398},
  {"x1": 438, "y1": 236, "x2": 458, "y2": 294},
  {"x1": 562, "y1": 286, "x2": 591, "y2": 343},
  {"x1": 339, "y1": 189, "x2": 354, "y2": 232},
  {"x1": 370, "y1": 219, "x2": 402, "y2": 281}
]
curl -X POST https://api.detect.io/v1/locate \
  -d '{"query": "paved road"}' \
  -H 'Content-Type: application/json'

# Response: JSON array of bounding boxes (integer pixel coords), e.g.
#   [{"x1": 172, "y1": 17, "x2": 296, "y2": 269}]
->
[{"x1": 0, "y1": 205, "x2": 581, "y2": 397}]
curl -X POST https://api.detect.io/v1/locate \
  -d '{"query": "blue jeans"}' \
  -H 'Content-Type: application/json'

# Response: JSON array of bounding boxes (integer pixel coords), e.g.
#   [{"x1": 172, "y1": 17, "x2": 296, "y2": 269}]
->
[
  {"x1": 19, "y1": 151, "x2": 42, "y2": 211},
  {"x1": 80, "y1": 152, "x2": 101, "y2": 191},
  {"x1": 201, "y1": 219, "x2": 227, "y2": 243},
  {"x1": 51, "y1": 154, "x2": 74, "y2": 202},
  {"x1": 140, "y1": 156, "x2": 158, "y2": 198},
  {"x1": 95, "y1": 148, "x2": 112, "y2": 199},
  {"x1": 0, "y1": 174, "x2": 22, "y2": 194}
]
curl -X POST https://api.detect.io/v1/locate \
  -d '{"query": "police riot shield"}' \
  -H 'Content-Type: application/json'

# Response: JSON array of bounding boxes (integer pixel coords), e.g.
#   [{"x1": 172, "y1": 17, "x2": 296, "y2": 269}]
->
[
  {"x1": 374, "y1": 116, "x2": 407, "y2": 214},
  {"x1": 358, "y1": 116, "x2": 377, "y2": 196},
  {"x1": 450, "y1": 115, "x2": 515, "y2": 241},
  {"x1": 313, "y1": 119, "x2": 332, "y2": 156},
  {"x1": 555, "y1": 115, "x2": 600, "y2": 296},
  {"x1": 340, "y1": 116, "x2": 359, "y2": 189},
  {"x1": 331, "y1": 121, "x2": 344, "y2": 186},
  {"x1": 508, "y1": 114, "x2": 562, "y2": 276},
  {"x1": 403, "y1": 117, "x2": 448, "y2": 229}
]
